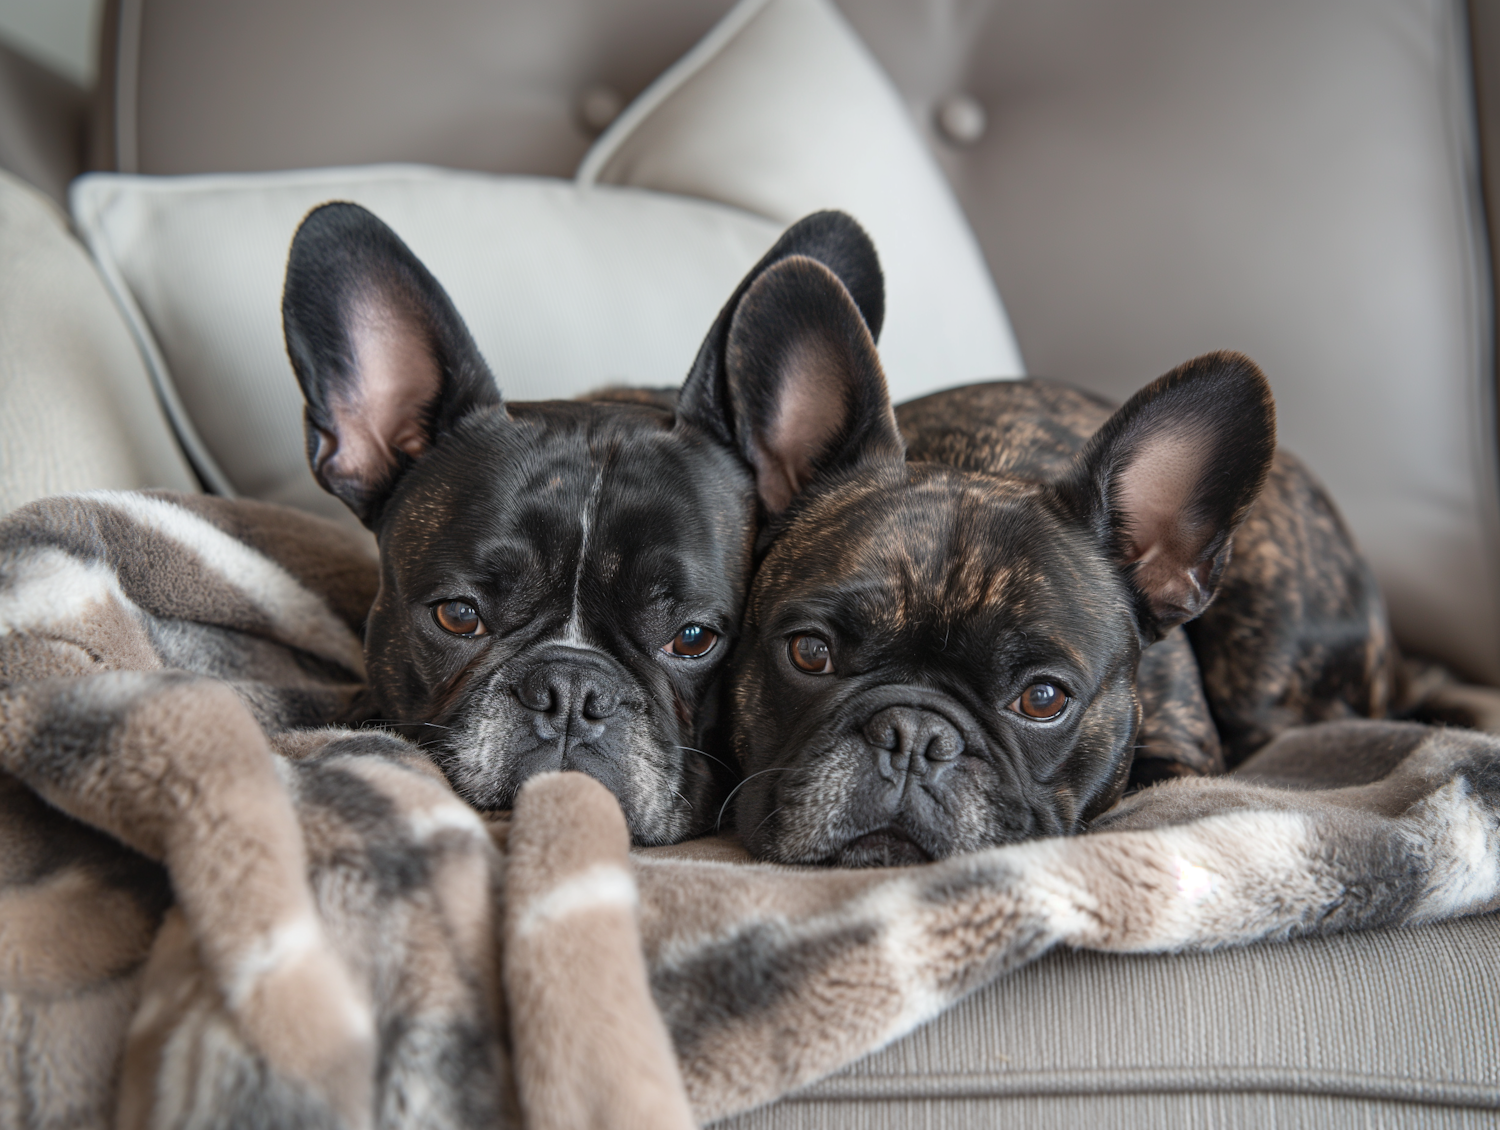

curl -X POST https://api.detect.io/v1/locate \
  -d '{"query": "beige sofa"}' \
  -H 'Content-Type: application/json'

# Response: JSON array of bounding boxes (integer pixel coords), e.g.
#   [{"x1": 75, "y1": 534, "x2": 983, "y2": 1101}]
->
[{"x1": 2, "y1": 0, "x2": 1499, "y2": 1125}]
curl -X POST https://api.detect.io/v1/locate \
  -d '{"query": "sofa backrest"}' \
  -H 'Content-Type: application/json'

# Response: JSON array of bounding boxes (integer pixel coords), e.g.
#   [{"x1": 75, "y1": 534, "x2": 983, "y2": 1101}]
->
[{"x1": 90, "y1": 0, "x2": 1500, "y2": 683}]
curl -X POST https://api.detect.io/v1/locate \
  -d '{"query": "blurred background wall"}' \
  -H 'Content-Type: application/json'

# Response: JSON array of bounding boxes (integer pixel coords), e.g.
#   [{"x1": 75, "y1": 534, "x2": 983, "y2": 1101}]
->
[{"x1": 0, "y1": 0, "x2": 100, "y2": 87}]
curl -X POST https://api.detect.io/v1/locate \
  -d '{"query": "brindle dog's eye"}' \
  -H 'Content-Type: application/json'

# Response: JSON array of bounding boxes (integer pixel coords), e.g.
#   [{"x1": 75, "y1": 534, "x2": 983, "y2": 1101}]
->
[
  {"x1": 663, "y1": 624, "x2": 718, "y2": 658},
  {"x1": 1010, "y1": 682, "x2": 1067, "y2": 720},
  {"x1": 434, "y1": 600, "x2": 486, "y2": 637},
  {"x1": 789, "y1": 634, "x2": 834, "y2": 675}
]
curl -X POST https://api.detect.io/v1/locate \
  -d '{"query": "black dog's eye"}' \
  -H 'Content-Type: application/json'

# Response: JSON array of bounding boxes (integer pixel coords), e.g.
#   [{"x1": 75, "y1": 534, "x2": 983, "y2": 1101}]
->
[
  {"x1": 434, "y1": 600, "x2": 486, "y2": 637},
  {"x1": 662, "y1": 624, "x2": 718, "y2": 658},
  {"x1": 1009, "y1": 683, "x2": 1067, "y2": 720},
  {"x1": 789, "y1": 634, "x2": 834, "y2": 675}
]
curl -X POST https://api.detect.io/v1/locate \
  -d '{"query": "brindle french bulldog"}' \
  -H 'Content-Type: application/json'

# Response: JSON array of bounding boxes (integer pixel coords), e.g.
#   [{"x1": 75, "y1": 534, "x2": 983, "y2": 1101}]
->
[
  {"x1": 721, "y1": 224, "x2": 1398, "y2": 865},
  {"x1": 281, "y1": 204, "x2": 886, "y2": 844}
]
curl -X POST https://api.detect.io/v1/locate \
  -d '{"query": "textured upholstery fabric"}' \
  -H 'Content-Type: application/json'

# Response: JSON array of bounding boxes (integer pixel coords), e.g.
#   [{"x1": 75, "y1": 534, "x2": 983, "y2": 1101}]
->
[
  {"x1": 721, "y1": 1095, "x2": 1498, "y2": 1129},
  {"x1": 100, "y1": 0, "x2": 1500, "y2": 684},
  {"x1": 578, "y1": 0, "x2": 1024, "y2": 401},
  {"x1": 0, "y1": 169, "x2": 195, "y2": 515},
  {"x1": 70, "y1": 166, "x2": 781, "y2": 525},
  {"x1": 94, "y1": 0, "x2": 737, "y2": 178},
  {"x1": 714, "y1": 913, "x2": 1500, "y2": 1127}
]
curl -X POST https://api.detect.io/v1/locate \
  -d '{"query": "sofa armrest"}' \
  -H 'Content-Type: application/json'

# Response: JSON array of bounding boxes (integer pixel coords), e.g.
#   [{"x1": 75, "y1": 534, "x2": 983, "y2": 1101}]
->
[{"x1": 0, "y1": 169, "x2": 197, "y2": 512}]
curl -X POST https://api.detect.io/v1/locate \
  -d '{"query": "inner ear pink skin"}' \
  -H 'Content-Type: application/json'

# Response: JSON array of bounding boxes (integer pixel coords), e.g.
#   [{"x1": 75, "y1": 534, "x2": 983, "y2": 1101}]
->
[
  {"x1": 1115, "y1": 427, "x2": 1215, "y2": 617},
  {"x1": 750, "y1": 337, "x2": 852, "y2": 514},
  {"x1": 1115, "y1": 428, "x2": 1211, "y2": 559},
  {"x1": 323, "y1": 293, "x2": 443, "y2": 486}
]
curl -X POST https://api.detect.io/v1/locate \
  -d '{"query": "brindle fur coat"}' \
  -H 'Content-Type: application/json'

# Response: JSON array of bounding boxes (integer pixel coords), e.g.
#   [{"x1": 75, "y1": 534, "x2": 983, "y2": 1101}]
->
[{"x1": 2, "y1": 491, "x2": 1498, "y2": 1128}]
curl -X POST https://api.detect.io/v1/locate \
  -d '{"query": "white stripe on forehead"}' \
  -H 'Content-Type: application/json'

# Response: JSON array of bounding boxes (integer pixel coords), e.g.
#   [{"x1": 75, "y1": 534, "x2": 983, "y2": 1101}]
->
[{"x1": 560, "y1": 464, "x2": 607, "y2": 649}]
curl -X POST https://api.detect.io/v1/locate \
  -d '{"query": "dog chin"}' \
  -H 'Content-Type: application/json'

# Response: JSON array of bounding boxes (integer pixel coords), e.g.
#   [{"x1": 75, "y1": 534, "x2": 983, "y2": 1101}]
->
[
  {"x1": 429, "y1": 710, "x2": 690, "y2": 839},
  {"x1": 828, "y1": 827, "x2": 935, "y2": 868}
]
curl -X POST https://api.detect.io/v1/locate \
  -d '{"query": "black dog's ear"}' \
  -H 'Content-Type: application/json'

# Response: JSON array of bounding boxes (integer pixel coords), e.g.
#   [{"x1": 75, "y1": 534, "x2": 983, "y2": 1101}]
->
[
  {"x1": 1063, "y1": 351, "x2": 1276, "y2": 641},
  {"x1": 677, "y1": 210, "x2": 886, "y2": 454},
  {"x1": 282, "y1": 202, "x2": 502, "y2": 527},
  {"x1": 721, "y1": 254, "x2": 903, "y2": 515}
]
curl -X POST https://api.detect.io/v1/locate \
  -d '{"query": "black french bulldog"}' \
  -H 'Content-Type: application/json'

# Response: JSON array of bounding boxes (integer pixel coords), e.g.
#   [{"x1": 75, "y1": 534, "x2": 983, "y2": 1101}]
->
[
  {"x1": 280, "y1": 203, "x2": 890, "y2": 845},
  {"x1": 722, "y1": 221, "x2": 1398, "y2": 865}
]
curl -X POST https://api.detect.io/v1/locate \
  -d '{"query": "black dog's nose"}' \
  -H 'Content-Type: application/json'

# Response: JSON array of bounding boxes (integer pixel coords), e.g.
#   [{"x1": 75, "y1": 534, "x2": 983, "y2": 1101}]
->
[
  {"x1": 517, "y1": 662, "x2": 621, "y2": 739},
  {"x1": 864, "y1": 706, "x2": 964, "y2": 780}
]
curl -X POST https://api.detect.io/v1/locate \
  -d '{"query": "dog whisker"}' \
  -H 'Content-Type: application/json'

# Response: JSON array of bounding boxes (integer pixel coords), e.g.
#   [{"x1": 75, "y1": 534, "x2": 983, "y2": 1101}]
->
[
  {"x1": 359, "y1": 718, "x2": 452, "y2": 737},
  {"x1": 750, "y1": 804, "x2": 786, "y2": 841},
  {"x1": 715, "y1": 766, "x2": 795, "y2": 833},
  {"x1": 678, "y1": 744, "x2": 733, "y2": 773}
]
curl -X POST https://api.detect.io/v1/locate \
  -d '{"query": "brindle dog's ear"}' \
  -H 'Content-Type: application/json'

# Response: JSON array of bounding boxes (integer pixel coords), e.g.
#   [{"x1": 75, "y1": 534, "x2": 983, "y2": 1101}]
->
[
  {"x1": 726, "y1": 255, "x2": 903, "y2": 516},
  {"x1": 1064, "y1": 351, "x2": 1276, "y2": 641},
  {"x1": 282, "y1": 202, "x2": 502, "y2": 528},
  {"x1": 677, "y1": 211, "x2": 901, "y2": 516}
]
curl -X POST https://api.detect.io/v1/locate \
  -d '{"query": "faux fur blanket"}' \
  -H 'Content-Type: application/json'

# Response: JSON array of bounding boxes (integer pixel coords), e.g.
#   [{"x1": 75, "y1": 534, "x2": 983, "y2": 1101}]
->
[{"x1": 3, "y1": 491, "x2": 1499, "y2": 1130}]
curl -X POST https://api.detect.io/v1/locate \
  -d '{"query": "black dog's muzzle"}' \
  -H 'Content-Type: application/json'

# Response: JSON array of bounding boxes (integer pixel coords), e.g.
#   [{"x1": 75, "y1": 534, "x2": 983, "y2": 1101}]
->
[{"x1": 510, "y1": 644, "x2": 641, "y2": 765}]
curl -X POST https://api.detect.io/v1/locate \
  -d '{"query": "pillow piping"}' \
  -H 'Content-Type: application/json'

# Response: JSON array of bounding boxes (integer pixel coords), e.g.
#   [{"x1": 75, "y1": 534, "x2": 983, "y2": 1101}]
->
[
  {"x1": 577, "y1": 0, "x2": 774, "y2": 189},
  {"x1": 70, "y1": 177, "x2": 238, "y2": 497}
]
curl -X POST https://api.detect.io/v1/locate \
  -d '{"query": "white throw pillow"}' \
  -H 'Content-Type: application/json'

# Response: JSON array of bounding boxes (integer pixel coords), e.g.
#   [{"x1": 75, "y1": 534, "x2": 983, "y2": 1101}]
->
[
  {"x1": 577, "y1": 0, "x2": 1026, "y2": 401},
  {"x1": 0, "y1": 170, "x2": 196, "y2": 515},
  {"x1": 71, "y1": 166, "x2": 781, "y2": 528}
]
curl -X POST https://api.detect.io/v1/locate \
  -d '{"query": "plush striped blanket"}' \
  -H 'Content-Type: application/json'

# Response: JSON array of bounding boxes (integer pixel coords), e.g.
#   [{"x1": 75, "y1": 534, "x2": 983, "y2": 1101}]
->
[{"x1": 2, "y1": 491, "x2": 1498, "y2": 1130}]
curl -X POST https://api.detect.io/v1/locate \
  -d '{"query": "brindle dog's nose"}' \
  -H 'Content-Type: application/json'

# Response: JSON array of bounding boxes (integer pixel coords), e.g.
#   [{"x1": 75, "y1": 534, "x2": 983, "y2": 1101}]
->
[
  {"x1": 864, "y1": 706, "x2": 964, "y2": 780},
  {"x1": 517, "y1": 662, "x2": 621, "y2": 741}
]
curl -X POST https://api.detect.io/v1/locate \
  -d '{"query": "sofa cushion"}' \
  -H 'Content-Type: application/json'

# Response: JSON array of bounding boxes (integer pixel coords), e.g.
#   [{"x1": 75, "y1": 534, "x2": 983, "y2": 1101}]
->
[
  {"x1": 715, "y1": 912, "x2": 1500, "y2": 1128},
  {"x1": 578, "y1": 0, "x2": 1024, "y2": 403},
  {"x1": 70, "y1": 166, "x2": 782, "y2": 527},
  {"x1": 0, "y1": 169, "x2": 195, "y2": 515}
]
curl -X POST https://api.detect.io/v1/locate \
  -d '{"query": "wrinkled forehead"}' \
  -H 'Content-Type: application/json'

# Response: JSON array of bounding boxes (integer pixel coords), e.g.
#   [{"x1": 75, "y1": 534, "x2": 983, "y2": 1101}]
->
[
  {"x1": 381, "y1": 406, "x2": 754, "y2": 582},
  {"x1": 753, "y1": 467, "x2": 1120, "y2": 628},
  {"x1": 513, "y1": 422, "x2": 750, "y2": 532}
]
